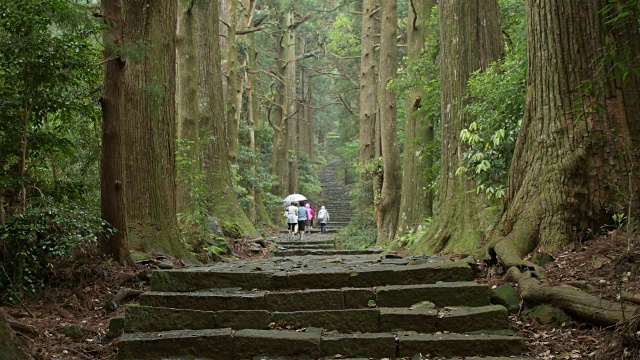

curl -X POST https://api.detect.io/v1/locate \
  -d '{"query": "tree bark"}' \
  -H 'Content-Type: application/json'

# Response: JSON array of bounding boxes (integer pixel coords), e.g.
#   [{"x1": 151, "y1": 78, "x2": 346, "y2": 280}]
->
[
  {"x1": 99, "y1": 0, "x2": 130, "y2": 265},
  {"x1": 415, "y1": 0, "x2": 503, "y2": 254},
  {"x1": 118, "y1": 0, "x2": 185, "y2": 257},
  {"x1": 195, "y1": 0, "x2": 258, "y2": 237},
  {"x1": 0, "y1": 313, "x2": 29, "y2": 360},
  {"x1": 375, "y1": 0, "x2": 401, "y2": 244},
  {"x1": 398, "y1": 0, "x2": 436, "y2": 236},
  {"x1": 357, "y1": 0, "x2": 379, "y2": 213},
  {"x1": 176, "y1": 0, "x2": 199, "y2": 214},
  {"x1": 492, "y1": 0, "x2": 640, "y2": 268},
  {"x1": 225, "y1": 0, "x2": 242, "y2": 164}
]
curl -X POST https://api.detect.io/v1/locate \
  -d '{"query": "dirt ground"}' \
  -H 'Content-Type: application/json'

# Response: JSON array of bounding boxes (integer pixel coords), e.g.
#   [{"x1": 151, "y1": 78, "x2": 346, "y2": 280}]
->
[{"x1": 3, "y1": 230, "x2": 640, "y2": 359}]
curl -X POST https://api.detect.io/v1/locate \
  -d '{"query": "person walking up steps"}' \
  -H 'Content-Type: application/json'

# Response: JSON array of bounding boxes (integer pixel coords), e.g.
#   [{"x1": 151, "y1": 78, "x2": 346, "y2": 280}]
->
[
  {"x1": 317, "y1": 205, "x2": 330, "y2": 233},
  {"x1": 305, "y1": 203, "x2": 315, "y2": 230},
  {"x1": 297, "y1": 201, "x2": 308, "y2": 240},
  {"x1": 285, "y1": 202, "x2": 299, "y2": 239}
]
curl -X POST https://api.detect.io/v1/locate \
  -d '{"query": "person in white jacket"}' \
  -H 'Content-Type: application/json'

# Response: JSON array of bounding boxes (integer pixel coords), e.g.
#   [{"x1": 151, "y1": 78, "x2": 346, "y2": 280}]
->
[{"x1": 317, "y1": 205, "x2": 330, "y2": 234}]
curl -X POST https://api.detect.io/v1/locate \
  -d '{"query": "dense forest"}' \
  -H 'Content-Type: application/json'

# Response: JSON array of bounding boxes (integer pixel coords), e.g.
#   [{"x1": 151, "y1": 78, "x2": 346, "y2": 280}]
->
[{"x1": 1, "y1": 0, "x2": 640, "y2": 357}]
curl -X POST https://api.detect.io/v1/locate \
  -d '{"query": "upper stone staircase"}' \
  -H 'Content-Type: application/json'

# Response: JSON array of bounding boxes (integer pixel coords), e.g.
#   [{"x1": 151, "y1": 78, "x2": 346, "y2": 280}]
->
[
  {"x1": 117, "y1": 244, "x2": 529, "y2": 359},
  {"x1": 316, "y1": 162, "x2": 354, "y2": 233}
]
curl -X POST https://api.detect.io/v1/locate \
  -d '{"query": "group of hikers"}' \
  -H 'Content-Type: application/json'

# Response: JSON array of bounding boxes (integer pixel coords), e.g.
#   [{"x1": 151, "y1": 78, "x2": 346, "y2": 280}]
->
[{"x1": 284, "y1": 202, "x2": 330, "y2": 240}]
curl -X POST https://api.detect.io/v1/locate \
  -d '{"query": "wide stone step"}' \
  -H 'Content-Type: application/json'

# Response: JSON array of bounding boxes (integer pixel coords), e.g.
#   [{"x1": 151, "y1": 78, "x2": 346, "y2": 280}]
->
[
  {"x1": 139, "y1": 282, "x2": 490, "y2": 312},
  {"x1": 117, "y1": 328, "x2": 526, "y2": 359},
  {"x1": 275, "y1": 243, "x2": 335, "y2": 250},
  {"x1": 273, "y1": 249, "x2": 383, "y2": 257},
  {"x1": 149, "y1": 258, "x2": 476, "y2": 292},
  {"x1": 124, "y1": 303, "x2": 508, "y2": 334},
  {"x1": 272, "y1": 239, "x2": 334, "y2": 246}
]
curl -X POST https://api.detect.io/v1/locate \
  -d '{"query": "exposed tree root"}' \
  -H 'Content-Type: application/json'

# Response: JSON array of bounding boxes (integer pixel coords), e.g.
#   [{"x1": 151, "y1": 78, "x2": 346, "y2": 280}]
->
[{"x1": 505, "y1": 267, "x2": 637, "y2": 327}]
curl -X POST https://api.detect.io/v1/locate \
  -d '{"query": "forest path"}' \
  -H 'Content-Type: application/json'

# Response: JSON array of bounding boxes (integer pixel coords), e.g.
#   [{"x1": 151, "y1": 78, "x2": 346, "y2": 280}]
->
[{"x1": 117, "y1": 228, "x2": 532, "y2": 360}]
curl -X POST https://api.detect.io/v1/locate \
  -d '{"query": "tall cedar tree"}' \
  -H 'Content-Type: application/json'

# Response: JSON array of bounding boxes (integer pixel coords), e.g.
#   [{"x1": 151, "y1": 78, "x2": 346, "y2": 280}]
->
[
  {"x1": 375, "y1": 0, "x2": 402, "y2": 244},
  {"x1": 357, "y1": 0, "x2": 379, "y2": 212},
  {"x1": 492, "y1": 0, "x2": 640, "y2": 267},
  {"x1": 176, "y1": 0, "x2": 199, "y2": 214},
  {"x1": 398, "y1": 0, "x2": 436, "y2": 235},
  {"x1": 196, "y1": 0, "x2": 258, "y2": 236},
  {"x1": 414, "y1": 0, "x2": 503, "y2": 254}
]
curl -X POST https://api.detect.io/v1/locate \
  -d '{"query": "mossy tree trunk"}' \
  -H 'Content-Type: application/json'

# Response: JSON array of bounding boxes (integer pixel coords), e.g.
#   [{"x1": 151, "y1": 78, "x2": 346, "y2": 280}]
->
[
  {"x1": 398, "y1": 0, "x2": 436, "y2": 236},
  {"x1": 0, "y1": 314, "x2": 28, "y2": 360},
  {"x1": 492, "y1": 0, "x2": 640, "y2": 267},
  {"x1": 118, "y1": 0, "x2": 186, "y2": 257},
  {"x1": 176, "y1": 0, "x2": 199, "y2": 214},
  {"x1": 375, "y1": 0, "x2": 401, "y2": 244},
  {"x1": 99, "y1": 0, "x2": 131, "y2": 265},
  {"x1": 414, "y1": 0, "x2": 503, "y2": 254},
  {"x1": 357, "y1": 0, "x2": 379, "y2": 213},
  {"x1": 195, "y1": 0, "x2": 258, "y2": 237},
  {"x1": 225, "y1": 0, "x2": 242, "y2": 164}
]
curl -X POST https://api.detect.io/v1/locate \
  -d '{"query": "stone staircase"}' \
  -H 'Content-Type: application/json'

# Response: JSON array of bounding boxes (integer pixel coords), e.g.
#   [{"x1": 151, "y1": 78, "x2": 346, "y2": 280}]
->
[
  {"x1": 117, "y1": 245, "x2": 529, "y2": 359},
  {"x1": 316, "y1": 162, "x2": 354, "y2": 233}
]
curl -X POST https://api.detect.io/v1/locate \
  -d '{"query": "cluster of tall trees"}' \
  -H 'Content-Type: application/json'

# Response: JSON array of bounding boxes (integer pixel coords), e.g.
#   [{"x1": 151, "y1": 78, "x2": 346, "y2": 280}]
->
[{"x1": 2, "y1": 0, "x2": 640, "y2": 324}]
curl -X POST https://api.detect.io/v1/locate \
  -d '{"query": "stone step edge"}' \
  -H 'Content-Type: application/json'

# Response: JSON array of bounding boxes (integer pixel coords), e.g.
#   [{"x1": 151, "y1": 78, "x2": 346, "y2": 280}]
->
[
  {"x1": 140, "y1": 281, "x2": 490, "y2": 311},
  {"x1": 124, "y1": 304, "x2": 510, "y2": 334},
  {"x1": 150, "y1": 259, "x2": 477, "y2": 292},
  {"x1": 117, "y1": 328, "x2": 527, "y2": 360}
]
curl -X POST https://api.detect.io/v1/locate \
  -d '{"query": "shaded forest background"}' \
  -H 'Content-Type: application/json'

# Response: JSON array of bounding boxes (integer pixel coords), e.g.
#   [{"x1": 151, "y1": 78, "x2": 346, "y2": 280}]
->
[{"x1": 2, "y1": 0, "x2": 640, "y2": 355}]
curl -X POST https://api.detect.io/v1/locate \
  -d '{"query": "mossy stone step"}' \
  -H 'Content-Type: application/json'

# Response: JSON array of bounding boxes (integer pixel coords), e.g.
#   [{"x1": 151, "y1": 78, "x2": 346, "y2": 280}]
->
[
  {"x1": 150, "y1": 258, "x2": 476, "y2": 292},
  {"x1": 274, "y1": 244, "x2": 335, "y2": 250},
  {"x1": 117, "y1": 328, "x2": 526, "y2": 359},
  {"x1": 124, "y1": 303, "x2": 508, "y2": 334},
  {"x1": 273, "y1": 249, "x2": 383, "y2": 257},
  {"x1": 272, "y1": 239, "x2": 334, "y2": 246},
  {"x1": 139, "y1": 282, "x2": 490, "y2": 312}
]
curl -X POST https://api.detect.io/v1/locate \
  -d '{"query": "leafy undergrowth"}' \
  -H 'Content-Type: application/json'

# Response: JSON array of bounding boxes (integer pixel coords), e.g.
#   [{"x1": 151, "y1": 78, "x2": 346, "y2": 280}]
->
[
  {"x1": 478, "y1": 229, "x2": 640, "y2": 359},
  {"x1": 2, "y1": 236, "x2": 270, "y2": 360}
]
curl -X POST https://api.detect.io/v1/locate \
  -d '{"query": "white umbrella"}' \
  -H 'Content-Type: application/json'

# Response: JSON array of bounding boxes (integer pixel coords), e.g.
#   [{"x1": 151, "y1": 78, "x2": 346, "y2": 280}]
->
[{"x1": 283, "y1": 193, "x2": 307, "y2": 206}]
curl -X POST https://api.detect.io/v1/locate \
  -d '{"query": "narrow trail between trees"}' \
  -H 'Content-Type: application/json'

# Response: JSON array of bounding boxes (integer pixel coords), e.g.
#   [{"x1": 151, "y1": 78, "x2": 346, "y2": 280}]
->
[{"x1": 117, "y1": 227, "x2": 533, "y2": 359}]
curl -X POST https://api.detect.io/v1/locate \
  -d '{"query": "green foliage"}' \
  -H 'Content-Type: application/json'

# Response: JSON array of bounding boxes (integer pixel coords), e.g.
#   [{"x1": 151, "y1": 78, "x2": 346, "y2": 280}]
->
[
  {"x1": 457, "y1": 0, "x2": 526, "y2": 200},
  {"x1": 327, "y1": 14, "x2": 360, "y2": 57},
  {"x1": 0, "y1": 1, "x2": 103, "y2": 300},
  {"x1": 334, "y1": 205, "x2": 378, "y2": 250},
  {"x1": 0, "y1": 202, "x2": 108, "y2": 301}
]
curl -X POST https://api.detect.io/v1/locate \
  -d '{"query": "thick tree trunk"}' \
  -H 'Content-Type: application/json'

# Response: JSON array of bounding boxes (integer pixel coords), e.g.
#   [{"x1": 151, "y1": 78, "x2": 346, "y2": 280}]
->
[
  {"x1": 357, "y1": 0, "x2": 379, "y2": 213},
  {"x1": 398, "y1": 0, "x2": 436, "y2": 236},
  {"x1": 176, "y1": 0, "x2": 199, "y2": 214},
  {"x1": 99, "y1": 0, "x2": 131, "y2": 265},
  {"x1": 414, "y1": 0, "x2": 503, "y2": 254},
  {"x1": 225, "y1": 0, "x2": 241, "y2": 164},
  {"x1": 195, "y1": 0, "x2": 258, "y2": 237},
  {"x1": 0, "y1": 314, "x2": 28, "y2": 360},
  {"x1": 284, "y1": 9, "x2": 298, "y2": 195},
  {"x1": 492, "y1": 0, "x2": 640, "y2": 267},
  {"x1": 375, "y1": 0, "x2": 401, "y2": 244}
]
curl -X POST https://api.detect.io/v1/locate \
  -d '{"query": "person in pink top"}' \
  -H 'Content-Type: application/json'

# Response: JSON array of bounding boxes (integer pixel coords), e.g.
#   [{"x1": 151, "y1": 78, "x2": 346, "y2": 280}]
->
[{"x1": 305, "y1": 203, "x2": 315, "y2": 230}]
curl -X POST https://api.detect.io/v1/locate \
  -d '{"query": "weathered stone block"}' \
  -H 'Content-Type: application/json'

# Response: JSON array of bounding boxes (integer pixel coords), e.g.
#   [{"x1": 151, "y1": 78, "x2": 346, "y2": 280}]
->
[
  {"x1": 118, "y1": 328, "x2": 233, "y2": 360},
  {"x1": 138, "y1": 290, "x2": 267, "y2": 311},
  {"x1": 265, "y1": 289, "x2": 345, "y2": 311},
  {"x1": 321, "y1": 333, "x2": 397, "y2": 358},
  {"x1": 379, "y1": 307, "x2": 437, "y2": 332},
  {"x1": 343, "y1": 287, "x2": 375, "y2": 308},
  {"x1": 376, "y1": 282, "x2": 490, "y2": 308},
  {"x1": 232, "y1": 329, "x2": 321, "y2": 359},
  {"x1": 436, "y1": 305, "x2": 510, "y2": 333},
  {"x1": 271, "y1": 309, "x2": 379, "y2": 332}
]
